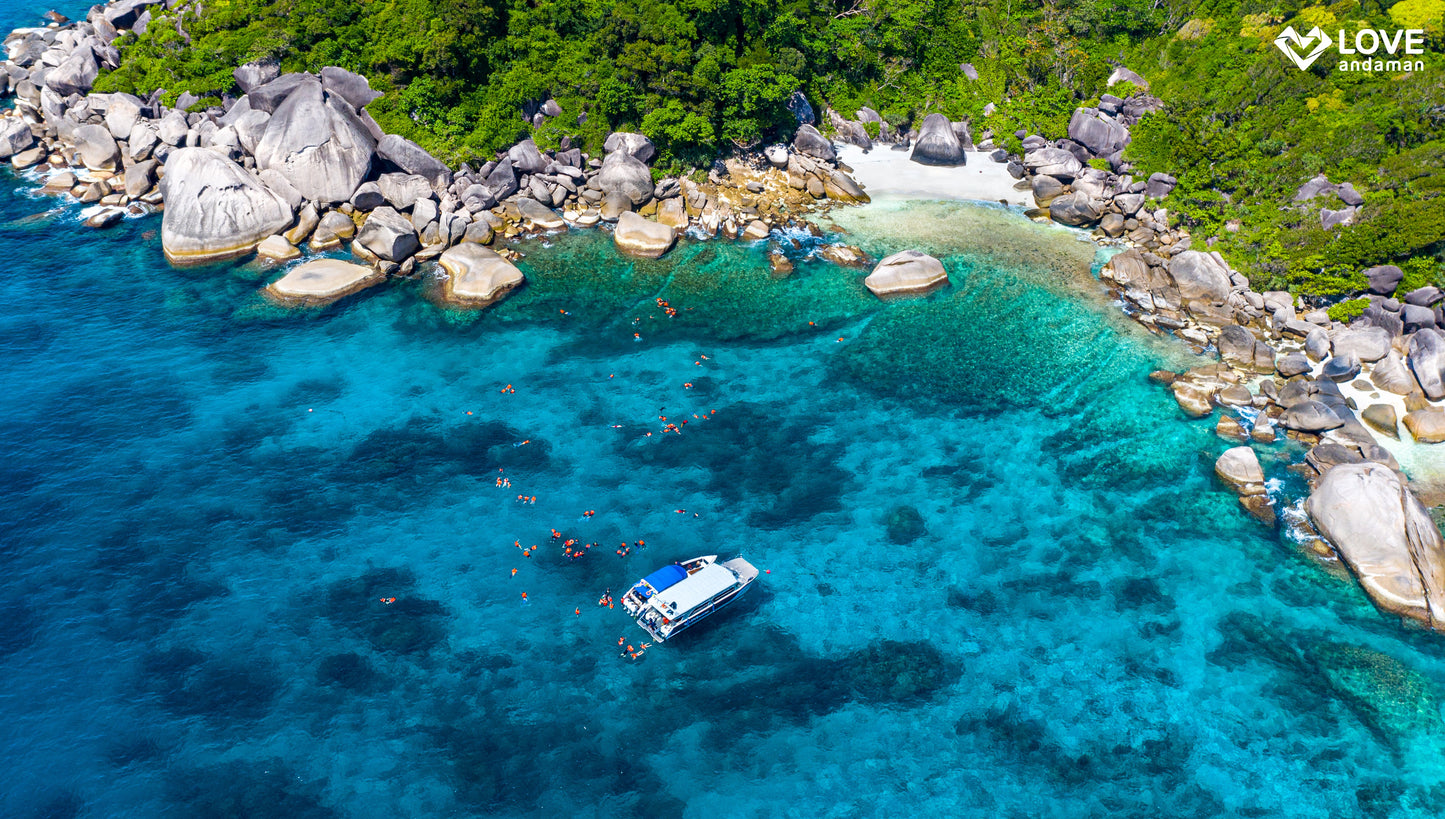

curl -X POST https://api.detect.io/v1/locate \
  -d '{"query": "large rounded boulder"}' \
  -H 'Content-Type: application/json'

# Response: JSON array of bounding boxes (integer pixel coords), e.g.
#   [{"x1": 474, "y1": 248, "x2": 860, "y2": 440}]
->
[
  {"x1": 792, "y1": 124, "x2": 835, "y2": 162},
  {"x1": 354, "y1": 206, "x2": 419, "y2": 262},
  {"x1": 1166, "y1": 251, "x2": 1232, "y2": 303},
  {"x1": 1408, "y1": 327, "x2": 1445, "y2": 401},
  {"x1": 253, "y1": 77, "x2": 376, "y2": 203},
  {"x1": 73, "y1": 124, "x2": 121, "y2": 171},
  {"x1": 864, "y1": 250, "x2": 948, "y2": 297},
  {"x1": 1214, "y1": 446, "x2": 1265, "y2": 494},
  {"x1": 160, "y1": 148, "x2": 294, "y2": 263},
  {"x1": 1066, "y1": 109, "x2": 1129, "y2": 157},
  {"x1": 603, "y1": 132, "x2": 656, "y2": 163},
  {"x1": 376, "y1": 133, "x2": 450, "y2": 188},
  {"x1": 0, "y1": 117, "x2": 35, "y2": 158},
  {"x1": 1364, "y1": 264, "x2": 1404, "y2": 296},
  {"x1": 1308, "y1": 462, "x2": 1445, "y2": 629},
  {"x1": 267, "y1": 258, "x2": 383, "y2": 304},
  {"x1": 1279, "y1": 399, "x2": 1345, "y2": 432},
  {"x1": 439, "y1": 244, "x2": 524, "y2": 305},
  {"x1": 596, "y1": 152, "x2": 654, "y2": 207},
  {"x1": 613, "y1": 211, "x2": 677, "y2": 258},
  {"x1": 1331, "y1": 326, "x2": 1391, "y2": 363},
  {"x1": 1048, "y1": 192, "x2": 1102, "y2": 226},
  {"x1": 909, "y1": 113, "x2": 965, "y2": 166}
]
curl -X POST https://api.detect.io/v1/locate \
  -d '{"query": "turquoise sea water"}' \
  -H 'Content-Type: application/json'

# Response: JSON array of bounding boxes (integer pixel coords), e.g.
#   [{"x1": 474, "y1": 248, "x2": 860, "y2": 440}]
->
[{"x1": 6, "y1": 14, "x2": 1445, "y2": 817}]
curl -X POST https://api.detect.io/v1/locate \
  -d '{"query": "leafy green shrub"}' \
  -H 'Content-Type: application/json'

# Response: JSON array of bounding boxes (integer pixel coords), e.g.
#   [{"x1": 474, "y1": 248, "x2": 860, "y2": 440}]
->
[
  {"x1": 1327, "y1": 298, "x2": 1370, "y2": 323},
  {"x1": 83, "y1": 0, "x2": 1445, "y2": 306}
]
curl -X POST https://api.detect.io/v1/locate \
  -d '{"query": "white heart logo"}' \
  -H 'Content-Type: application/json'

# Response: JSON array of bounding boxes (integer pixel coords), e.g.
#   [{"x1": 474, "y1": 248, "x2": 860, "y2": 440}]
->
[{"x1": 1274, "y1": 26, "x2": 1334, "y2": 70}]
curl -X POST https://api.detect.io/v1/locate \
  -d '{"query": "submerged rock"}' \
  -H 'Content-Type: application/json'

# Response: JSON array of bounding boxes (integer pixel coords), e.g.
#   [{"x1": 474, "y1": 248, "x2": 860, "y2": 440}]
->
[
  {"x1": 1308, "y1": 462, "x2": 1445, "y2": 630},
  {"x1": 864, "y1": 250, "x2": 948, "y2": 297},
  {"x1": 439, "y1": 244, "x2": 524, "y2": 306},
  {"x1": 160, "y1": 148, "x2": 293, "y2": 263},
  {"x1": 885, "y1": 505, "x2": 926, "y2": 544},
  {"x1": 267, "y1": 258, "x2": 383, "y2": 303}
]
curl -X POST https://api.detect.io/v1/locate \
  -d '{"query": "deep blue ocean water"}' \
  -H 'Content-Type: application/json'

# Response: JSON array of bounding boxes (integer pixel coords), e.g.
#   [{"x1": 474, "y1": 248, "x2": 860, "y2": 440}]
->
[{"x1": 5, "y1": 7, "x2": 1445, "y2": 816}]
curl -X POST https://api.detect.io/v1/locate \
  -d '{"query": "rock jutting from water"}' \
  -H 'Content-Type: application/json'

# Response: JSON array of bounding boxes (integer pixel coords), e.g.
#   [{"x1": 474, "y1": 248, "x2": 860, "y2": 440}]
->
[
  {"x1": 160, "y1": 147, "x2": 293, "y2": 263},
  {"x1": 438, "y1": 243, "x2": 524, "y2": 306},
  {"x1": 612, "y1": 211, "x2": 677, "y2": 259},
  {"x1": 864, "y1": 250, "x2": 948, "y2": 297},
  {"x1": 266, "y1": 258, "x2": 384, "y2": 304},
  {"x1": 0, "y1": 5, "x2": 877, "y2": 301},
  {"x1": 1308, "y1": 462, "x2": 1445, "y2": 630}
]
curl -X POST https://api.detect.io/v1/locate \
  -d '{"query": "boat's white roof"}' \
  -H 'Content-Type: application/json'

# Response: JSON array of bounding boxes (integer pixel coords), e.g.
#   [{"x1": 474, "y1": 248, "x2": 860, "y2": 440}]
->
[{"x1": 649, "y1": 562, "x2": 737, "y2": 613}]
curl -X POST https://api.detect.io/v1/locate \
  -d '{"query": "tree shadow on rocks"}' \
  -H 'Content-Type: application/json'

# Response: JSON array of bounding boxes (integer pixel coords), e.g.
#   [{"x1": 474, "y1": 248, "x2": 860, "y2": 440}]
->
[{"x1": 618, "y1": 402, "x2": 850, "y2": 528}]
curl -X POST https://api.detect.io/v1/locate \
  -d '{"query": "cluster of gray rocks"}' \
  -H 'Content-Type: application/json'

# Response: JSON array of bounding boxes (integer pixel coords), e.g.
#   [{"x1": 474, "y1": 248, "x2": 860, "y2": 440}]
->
[
  {"x1": 980, "y1": 68, "x2": 1445, "y2": 632},
  {"x1": 0, "y1": 2, "x2": 885, "y2": 305}
]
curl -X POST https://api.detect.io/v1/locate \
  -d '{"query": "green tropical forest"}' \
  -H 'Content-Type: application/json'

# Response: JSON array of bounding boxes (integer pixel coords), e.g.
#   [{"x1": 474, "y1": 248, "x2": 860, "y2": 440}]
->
[{"x1": 92, "y1": 0, "x2": 1445, "y2": 297}]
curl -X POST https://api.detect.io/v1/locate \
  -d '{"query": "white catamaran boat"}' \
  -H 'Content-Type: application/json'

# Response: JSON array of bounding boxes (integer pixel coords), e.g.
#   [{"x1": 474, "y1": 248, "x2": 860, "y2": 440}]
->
[{"x1": 622, "y1": 555, "x2": 759, "y2": 641}]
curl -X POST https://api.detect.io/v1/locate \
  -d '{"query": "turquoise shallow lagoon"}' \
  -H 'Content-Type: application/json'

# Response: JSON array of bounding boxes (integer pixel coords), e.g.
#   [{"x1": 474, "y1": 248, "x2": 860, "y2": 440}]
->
[{"x1": 5, "y1": 21, "x2": 1445, "y2": 818}]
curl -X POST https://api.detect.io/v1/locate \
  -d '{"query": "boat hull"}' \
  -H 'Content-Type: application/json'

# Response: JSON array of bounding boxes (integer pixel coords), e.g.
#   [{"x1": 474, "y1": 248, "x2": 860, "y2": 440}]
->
[
  {"x1": 626, "y1": 556, "x2": 758, "y2": 642},
  {"x1": 645, "y1": 575, "x2": 754, "y2": 641}
]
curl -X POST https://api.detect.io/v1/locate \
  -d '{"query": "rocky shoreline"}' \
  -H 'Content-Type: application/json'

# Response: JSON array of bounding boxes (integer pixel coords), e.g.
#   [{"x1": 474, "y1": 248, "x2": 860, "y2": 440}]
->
[
  {"x1": 1, "y1": 5, "x2": 880, "y2": 306},
  {"x1": 975, "y1": 69, "x2": 1445, "y2": 632},
  {"x1": 5, "y1": 4, "x2": 1445, "y2": 632}
]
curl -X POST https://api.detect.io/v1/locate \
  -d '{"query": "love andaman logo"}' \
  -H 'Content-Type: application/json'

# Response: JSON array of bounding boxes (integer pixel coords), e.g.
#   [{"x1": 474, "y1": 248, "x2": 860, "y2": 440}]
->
[{"x1": 1274, "y1": 25, "x2": 1428, "y2": 71}]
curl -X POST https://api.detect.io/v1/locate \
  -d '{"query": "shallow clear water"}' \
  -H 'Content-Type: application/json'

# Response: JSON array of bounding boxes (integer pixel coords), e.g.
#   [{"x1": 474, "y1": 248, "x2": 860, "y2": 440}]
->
[{"x1": 5, "y1": 16, "x2": 1445, "y2": 817}]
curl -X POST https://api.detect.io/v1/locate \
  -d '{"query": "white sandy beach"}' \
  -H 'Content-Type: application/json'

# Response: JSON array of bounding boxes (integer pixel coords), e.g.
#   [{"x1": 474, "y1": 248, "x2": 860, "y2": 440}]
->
[{"x1": 836, "y1": 144, "x2": 1032, "y2": 207}]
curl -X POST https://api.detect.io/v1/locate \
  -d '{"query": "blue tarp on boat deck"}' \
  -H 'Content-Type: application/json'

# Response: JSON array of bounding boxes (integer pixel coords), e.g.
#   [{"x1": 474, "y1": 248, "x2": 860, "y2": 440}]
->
[{"x1": 634, "y1": 564, "x2": 688, "y2": 598}]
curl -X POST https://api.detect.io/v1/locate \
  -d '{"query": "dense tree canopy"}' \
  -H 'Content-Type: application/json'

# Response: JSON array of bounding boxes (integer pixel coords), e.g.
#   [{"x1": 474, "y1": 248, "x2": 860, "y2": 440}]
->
[{"x1": 93, "y1": 0, "x2": 1445, "y2": 295}]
